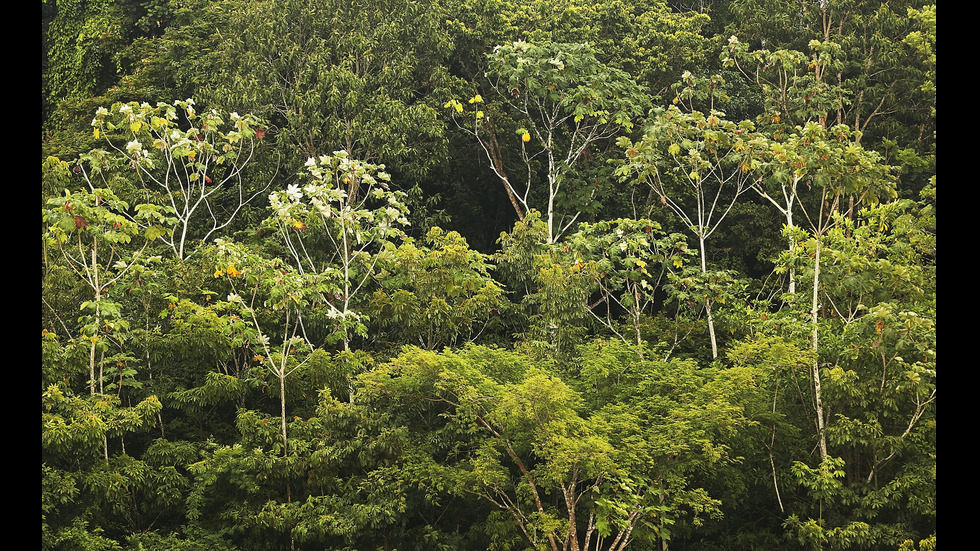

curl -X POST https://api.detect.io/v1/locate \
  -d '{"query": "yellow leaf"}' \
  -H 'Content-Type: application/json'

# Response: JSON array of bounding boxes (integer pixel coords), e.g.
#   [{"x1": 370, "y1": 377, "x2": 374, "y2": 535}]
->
[{"x1": 522, "y1": 132, "x2": 531, "y2": 143}]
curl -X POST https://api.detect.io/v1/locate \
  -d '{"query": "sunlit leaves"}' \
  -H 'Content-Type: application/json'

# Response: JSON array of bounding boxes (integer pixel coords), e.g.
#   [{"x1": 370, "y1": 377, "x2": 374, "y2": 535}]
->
[
  {"x1": 42, "y1": 379, "x2": 162, "y2": 456},
  {"x1": 566, "y1": 218, "x2": 695, "y2": 348},
  {"x1": 354, "y1": 342, "x2": 749, "y2": 550},
  {"x1": 487, "y1": 40, "x2": 647, "y2": 132},
  {"x1": 87, "y1": 99, "x2": 270, "y2": 259},
  {"x1": 369, "y1": 227, "x2": 508, "y2": 349}
]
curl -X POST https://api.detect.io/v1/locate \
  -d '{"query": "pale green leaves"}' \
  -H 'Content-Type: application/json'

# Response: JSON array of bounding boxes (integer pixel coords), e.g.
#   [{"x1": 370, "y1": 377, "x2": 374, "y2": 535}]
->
[
  {"x1": 487, "y1": 40, "x2": 648, "y2": 126},
  {"x1": 262, "y1": 151, "x2": 410, "y2": 346},
  {"x1": 86, "y1": 99, "x2": 270, "y2": 259}
]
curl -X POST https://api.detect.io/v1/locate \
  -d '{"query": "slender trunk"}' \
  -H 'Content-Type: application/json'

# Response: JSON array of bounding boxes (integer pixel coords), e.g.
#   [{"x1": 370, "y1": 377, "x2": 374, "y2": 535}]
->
[
  {"x1": 178, "y1": 216, "x2": 190, "y2": 261},
  {"x1": 768, "y1": 382, "x2": 785, "y2": 513},
  {"x1": 751, "y1": 177, "x2": 798, "y2": 294},
  {"x1": 634, "y1": 306, "x2": 643, "y2": 350},
  {"x1": 705, "y1": 300, "x2": 718, "y2": 360},
  {"x1": 279, "y1": 312, "x2": 291, "y2": 457},
  {"x1": 341, "y1": 229, "x2": 356, "y2": 402},
  {"x1": 699, "y1": 235, "x2": 718, "y2": 359},
  {"x1": 564, "y1": 481, "x2": 580, "y2": 551},
  {"x1": 546, "y1": 147, "x2": 557, "y2": 244},
  {"x1": 280, "y1": 369, "x2": 288, "y2": 456},
  {"x1": 89, "y1": 240, "x2": 100, "y2": 395},
  {"x1": 89, "y1": 338, "x2": 98, "y2": 396},
  {"x1": 786, "y1": 195, "x2": 796, "y2": 295},
  {"x1": 547, "y1": 188, "x2": 556, "y2": 244},
  {"x1": 810, "y1": 238, "x2": 828, "y2": 460}
]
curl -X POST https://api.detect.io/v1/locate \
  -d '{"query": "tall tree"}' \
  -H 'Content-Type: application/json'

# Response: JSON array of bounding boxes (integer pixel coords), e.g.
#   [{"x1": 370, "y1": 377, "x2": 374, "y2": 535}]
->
[
  {"x1": 774, "y1": 121, "x2": 897, "y2": 462},
  {"x1": 90, "y1": 99, "x2": 272, "y2": 260},
  {"x1": 448, "y1": 40, "x2": 649, "y2": 243},
  {"x1": 369, "y1": 226, "x2": 510, "y2": 350},
  {"x1": 723, "y1": 0, "x2": 937, "y2": 184},
  {"x1": 616, "y1": 72, "x2": 768, "y2": 359},
  {"x1": 495, "y1": 211, "x2": 599, "y2": 357},
  {"x1": 444, "y1": 0, "x2": 712, "y2": 96},
  {"x1": 770, "y1": 183, "x2": 935, "y2": 549},
  {"x1": 263, "y1": 151, "x2": 411, "y2": 352},
  {"x1": 566, "y1": 218, "x2": 695, "y2": 353},
  {"x1": 43, "y1": 181, "x2": 175, "y2": 399}
]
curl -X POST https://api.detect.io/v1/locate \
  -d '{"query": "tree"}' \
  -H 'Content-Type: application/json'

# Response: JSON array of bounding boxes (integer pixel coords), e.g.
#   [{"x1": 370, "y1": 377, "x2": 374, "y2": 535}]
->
[
  {"x1": 42, "y1": 332, "x2": 165, "y2": 549},
  {"x1": 443, "y1": 0, "x2": 712, "y2": 97},
  {"x1": 209, "y1": 239, "x2": 316, "y2": 459},
  {"x1": 448, "y1": 40, "x2": 650, "y2": 243},
  {"x1": 43, "y1": 181, "x2": 175, "y2": 399},
  {"x1": 369, "y1": 226, "x2": 510, "y2": 349},
  {"x1": 774, "y1": 188, "x2": 935, "y2": 548},
  {"x1": 357, "y1": 342, "x2": 758, "y2": 551},
  {"x1": 773, "y1": 122, "x2": 896, "y2": 462},
  {"x1": 264, "y1": 150, "x2": 411, "y2": 351},
  {"x1": 204, "y1": 150, "x2": 409, "y2": 455},
  {"x1": 721, "y1": 1, "x2": 937, "y2": 191},
  {"x1": 495, "y1": 211, "x2": 599, "y2": 357},
  {"x1": 90, "y1": 99, "x2": 272, "y2": 260},
  {"x1": 615, "y1": 72, "x2": 768, "y2": 359},
  {"x1": 565, "y1": 218, "x2": 695, "y2": 352},
  {"x1": 42, "y1": 0, "x2": 169, "y2": 127}
]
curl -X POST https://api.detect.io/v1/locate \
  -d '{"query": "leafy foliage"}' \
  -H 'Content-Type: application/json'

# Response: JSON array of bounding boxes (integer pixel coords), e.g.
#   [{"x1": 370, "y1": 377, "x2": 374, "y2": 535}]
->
[
  {"x1": 40, "y1": 2, "x2": 936, "y2": 549},
  {"x1": 370, "y1": 227, "x2": 510, "y2": 349}
]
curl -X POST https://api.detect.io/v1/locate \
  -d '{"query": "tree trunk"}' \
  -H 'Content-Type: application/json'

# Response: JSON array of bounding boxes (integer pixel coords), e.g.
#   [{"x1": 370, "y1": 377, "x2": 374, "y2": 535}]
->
[
  {"x1": 486, "y1": 125, "x2": 525, "y2": 221},
  {"x1": 810, "y1": 238, "x2": 828, "y2": 460},
  {"x1": 280, "y1": 370, "x2": 288, "y2": 456},
  {"x1": 699, "y1": 235, "x2": 718, "y2": 360}
]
